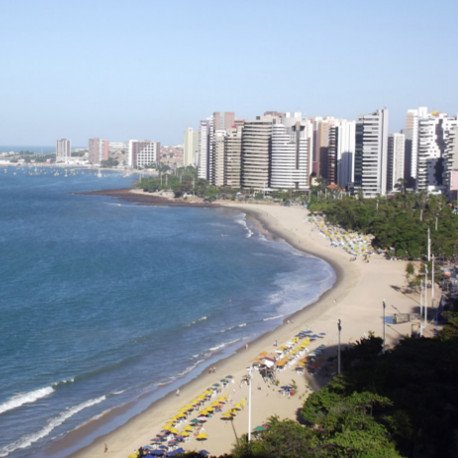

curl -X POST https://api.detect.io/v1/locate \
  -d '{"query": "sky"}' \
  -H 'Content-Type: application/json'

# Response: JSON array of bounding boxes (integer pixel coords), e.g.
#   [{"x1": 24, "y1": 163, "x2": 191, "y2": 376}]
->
[{"x1": 1, "y1": 0, "x2": 457, "y2": 146}]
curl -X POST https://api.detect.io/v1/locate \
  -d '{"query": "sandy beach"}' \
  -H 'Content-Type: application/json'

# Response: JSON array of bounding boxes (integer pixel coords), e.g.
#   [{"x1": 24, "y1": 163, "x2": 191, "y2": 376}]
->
[{"x1": 69, "y1": 198, "x2": 422, "y2": 458}]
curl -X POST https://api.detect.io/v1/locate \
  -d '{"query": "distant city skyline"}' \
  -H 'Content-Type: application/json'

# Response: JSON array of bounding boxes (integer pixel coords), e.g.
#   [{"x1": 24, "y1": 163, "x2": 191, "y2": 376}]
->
[{"x1": 1, "y1": 0, "x2": 457, "y2": 145}]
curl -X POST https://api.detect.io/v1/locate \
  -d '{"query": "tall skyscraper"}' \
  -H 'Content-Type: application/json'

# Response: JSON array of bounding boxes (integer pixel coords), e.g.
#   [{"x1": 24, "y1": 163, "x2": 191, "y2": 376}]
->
[
  {"x1": 198, "y1": 119, "x2": 210, "y2": 180},
  {"x1": 387, "y1": 133, "x2": 405, "y2": 192},
  {"x1": 416, "y1": 112, "x2": 457, "y2": 191},
  {"x1": 354, "y1": 108, "x2": 389, "y2": 197},
  {"x1": 312, "y1": 117, "x2": 338, "y2": 180},
  {"x1": 183, "y1": 127, "x2": 198, "y2": 166},
  {"x1": 328, "y1": 120, "x2": 356, "y2": 189},
  {"x1": 56, "y1": 138, "x2": 71, "y2": 163},
  {"x1": 241, "y1": 118, "x2": 273, "y2": 190},
  {"x1": 404, "y1": 107, "x2": 428, "y2": 185},
  {"x1": 212, "y1": 130, "x2": 226, "y2": 186},
  {"x1": 270, "y1": 119, "x2": 312, "y2": 190},
  {"x1": 88, "y1": 138, "x2": 109, "y2": 165},
  {"x1": 128, "y1": 140, "x2": 160, "y2": 168},
  {"x1": 444, "y1": 125, "x2": 458, "y2": 194},
  {"x1": 224, "y1": 126, "x2": 243, "y2": 188}
]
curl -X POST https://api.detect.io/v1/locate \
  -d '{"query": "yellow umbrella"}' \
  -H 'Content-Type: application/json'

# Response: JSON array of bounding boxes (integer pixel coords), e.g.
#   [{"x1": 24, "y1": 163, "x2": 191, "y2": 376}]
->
[{"x1": 196, "y1": 433, "x2": 208, "y2": 440}]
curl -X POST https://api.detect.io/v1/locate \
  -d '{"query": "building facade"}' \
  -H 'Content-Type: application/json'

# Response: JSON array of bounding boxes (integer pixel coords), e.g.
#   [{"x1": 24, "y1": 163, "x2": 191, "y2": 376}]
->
[
  {"x1": 56, "y1": 138, "x2": 71, "y2": 163},
  {"x1": 128, "y1": 140, "x2": 160, "y2": 168},
  {"x1": 224, "y1": 127, "x2": 242, "y2": 188},
  {"x1": 88, "y1": 138, "x2": 109, "y2": 165},
  {"x1": 241, "y1": 119, "x2": 273, "y2": 190},
  {"x1": 270, "y1": 120, "x2": 312, "y2": 190},
  {"x1": 387, "y1": 133, "x2": 405, "y2": 192},
  {"x1": 354, "y1": 108, "x2": 389, "y2": 197}
]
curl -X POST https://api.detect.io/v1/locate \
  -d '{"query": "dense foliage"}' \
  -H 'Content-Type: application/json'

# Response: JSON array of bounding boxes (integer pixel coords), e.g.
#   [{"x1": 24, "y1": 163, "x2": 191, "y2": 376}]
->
[
  {"x1": 136, "y1": 166, "x2": 239, "y2": 201},
  {"x1": 229, "y1": 330, "x2": 458, "y2": 458},
  {"x1": 308, "y1": 193, "x2": 458, "y2": 259}
]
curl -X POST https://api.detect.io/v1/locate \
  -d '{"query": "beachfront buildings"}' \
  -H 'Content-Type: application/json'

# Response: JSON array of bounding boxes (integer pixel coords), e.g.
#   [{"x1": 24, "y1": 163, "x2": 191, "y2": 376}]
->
[
  {"x1": 270, "y1": 117, "x2": 313, "y2": 190},
  {"x1": 88, "y1": 138, "x2": 109, "y2": 165},
  {"x1": 128, "y1": 140, "x2": 160, "y2": 168},
  {"x1": 183, "y1": 128, "x2": 198, "y2": 167},
  {"x1": 56, "y1": 138, "x2": 71, "y2": 163},
  {"x1": 328, "y1": 120, "x2": 356, "y2": 189},
  {"x1": 354, "y1": 108, "x2": 389, "y2": 197},
  {"x1": 224, "y1": 127, "x2": 243, "y2": 188},
  {"x1": 404, "y1": 107, "x2": 428, "y2": 185},
  {"x1": 241, "y1": 117, "x2": 274, "y2": 190},
  {"x1": 416, "y1": 112, "x2": 458, "y2": 191},
  {"x1": 387, "y1": 133, "x2": 405, "y2": 192}
]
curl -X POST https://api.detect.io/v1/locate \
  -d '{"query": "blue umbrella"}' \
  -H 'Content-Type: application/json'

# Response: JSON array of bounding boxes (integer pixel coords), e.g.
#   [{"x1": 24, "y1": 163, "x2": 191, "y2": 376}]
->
[{"x1": 199, "y1": 450, "x2": 210, "y2": 456}]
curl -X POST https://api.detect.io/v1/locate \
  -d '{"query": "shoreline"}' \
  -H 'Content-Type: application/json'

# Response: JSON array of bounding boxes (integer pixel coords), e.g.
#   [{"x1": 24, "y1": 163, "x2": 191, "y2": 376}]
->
[{"x1": 61, "y1": 192, "x2": 418, "y2": 458}]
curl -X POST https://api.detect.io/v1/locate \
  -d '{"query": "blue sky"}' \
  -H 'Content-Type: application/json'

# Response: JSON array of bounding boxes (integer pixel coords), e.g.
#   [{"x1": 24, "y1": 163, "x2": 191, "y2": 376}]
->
[{"x1": 1, "y1": 0, "x2": 457, "y2": 146}]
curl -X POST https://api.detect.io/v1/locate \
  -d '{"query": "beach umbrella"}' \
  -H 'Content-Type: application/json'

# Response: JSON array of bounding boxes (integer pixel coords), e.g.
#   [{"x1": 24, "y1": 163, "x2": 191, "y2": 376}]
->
[
  {"x1": 190, "y1": 418, "x2": 200, "y2": 425},
  {"x1": 196, "y1": 433, "x2": 208, "y2": 441},
  {"x1": 167, "y1": 448, "x2": 186, "y2": 456},
  {"x1": 198, "y1": 450, "x2": 210, "y2": 456}
]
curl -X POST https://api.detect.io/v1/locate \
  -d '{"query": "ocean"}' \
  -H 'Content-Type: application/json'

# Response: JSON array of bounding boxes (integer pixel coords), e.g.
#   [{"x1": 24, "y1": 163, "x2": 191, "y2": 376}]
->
[{"x1": 0, "y1": 166, "x2": 335, "y2": 457}]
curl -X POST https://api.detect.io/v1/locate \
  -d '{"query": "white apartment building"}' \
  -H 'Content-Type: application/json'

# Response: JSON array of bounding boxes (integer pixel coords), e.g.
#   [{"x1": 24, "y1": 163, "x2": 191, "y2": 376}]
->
[
  {"x1": 56, "y1": 138, "x2": 71, "y2": 163},
  {"x1": 128, "y1": 140, "x2": 159, "y2": 168},
  {"x1": 404, "y1": 107, "x2": 428, "y2": 183},
  {"x1": 211, "y1": 130, "x2": 226, "y2": 187},
  {"x1": 416, "y1": 113, "x2": 458, "y2": 191},
  {"x1": 328, "y1": 119, "x2": 356, "y2": 189},
  {"x1": 183, "y1": 127, "x2": 198, "y2": 167},
  {"x1": 270, "y1": 120, "x2": 312, "y2": 190},
  {"x1": 354, "y1": 108, "x2": 389, "y2": 197},
  {"x1": 241, "y1": 120, "x2": 273, "y2": 190},
  {"x1": 387, "y1": 133, "x2": 405, "y2": 192},
  {"x1": 198, "y1": 119, "x2": 210, "y2": 180},
  {"x1": 224, "y1": 127, "x2": 242, "y2": 188}
]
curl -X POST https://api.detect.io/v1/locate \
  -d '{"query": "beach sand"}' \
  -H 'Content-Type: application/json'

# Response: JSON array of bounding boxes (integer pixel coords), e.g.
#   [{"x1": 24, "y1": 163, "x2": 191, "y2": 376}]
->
[{"x1": 69, "y1": 200, "x2": 422, "y2": 458}]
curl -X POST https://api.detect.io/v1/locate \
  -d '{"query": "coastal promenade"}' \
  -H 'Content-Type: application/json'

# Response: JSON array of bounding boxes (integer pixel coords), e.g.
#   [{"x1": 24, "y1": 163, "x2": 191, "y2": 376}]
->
[{"x1": 71, "y1": 199, "x2": 420, "y2": 458}]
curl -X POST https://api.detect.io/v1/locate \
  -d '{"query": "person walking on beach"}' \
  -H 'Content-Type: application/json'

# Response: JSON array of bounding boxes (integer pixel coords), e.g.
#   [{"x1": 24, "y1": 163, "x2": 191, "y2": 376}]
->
[{"x1": 176, "y1": 389, "x2": 180, "y2": 396}]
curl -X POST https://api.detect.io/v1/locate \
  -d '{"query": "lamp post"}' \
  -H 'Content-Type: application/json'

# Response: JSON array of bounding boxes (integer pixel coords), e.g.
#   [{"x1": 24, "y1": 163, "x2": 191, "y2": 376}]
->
[
  {"x1": 382, "y1": 299, "x2": 386, "y2": 350},
  {"x1": 337, "y1": 319, "x2": 342, "y2": 375},
  {"x1": 247, "y1": 366, "x2": 252, "y2": 442}
]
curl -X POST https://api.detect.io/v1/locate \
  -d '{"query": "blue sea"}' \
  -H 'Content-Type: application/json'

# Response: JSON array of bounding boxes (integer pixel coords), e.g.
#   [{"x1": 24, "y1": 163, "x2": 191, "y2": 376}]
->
[{"x1": 0, "y1": 166, "x2": 335, "y2": 457}]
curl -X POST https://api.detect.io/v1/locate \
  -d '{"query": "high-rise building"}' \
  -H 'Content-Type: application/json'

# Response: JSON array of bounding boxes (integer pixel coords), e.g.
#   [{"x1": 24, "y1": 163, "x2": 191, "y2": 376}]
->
[
  {"x1": 224, "y1": 126, "x2": 243, "y2": 188},
  {"x1": 212, "y1": 130, "x2": 226, "y2": 187},
  {"x1": 241, "y1": 119, "x2": 273, "y2": 190},
  {"x1": 88, "y1": 138, "x2": 109, "y2": 165},
  {"x1": 387, "y1": 133, "x2": 405, "y2": 192},
  {"x1": 56, "y1": 138, "x2": 71, "y2": 163},
  {"x1": 444, "y1": 125, "x2": 458, "y2": 192},
  {"x1": 417, "y1": 112, "x2": 458, "y2": 191},
  {"x1": 128, "y1": 140, "x2": 160, "y2": 168},
  {"x1": 183, "y1": 128, "x2": 198, "y2": 166},
  {"x1": 198, "y1": 119, "x2": 210, "y2": 180},
  {"x1": 328, "y1": 120, "x2": 356, "y2": 189},
  {"x1": 270, "y1": 119, "x2": 312, "y2": 190},
  {"x1": 354, "y1": 108, "x2": 389, "y2": 197},
  {"x1": 404, "y1": 107, "x2": 428, "y2": 184},
  {"x1": 312, "y1": 117, "x2": 338, "y2": 180}
]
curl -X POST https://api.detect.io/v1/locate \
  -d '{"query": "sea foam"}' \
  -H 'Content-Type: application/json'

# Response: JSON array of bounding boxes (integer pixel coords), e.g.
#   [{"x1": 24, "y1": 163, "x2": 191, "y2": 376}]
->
[
  {"x1": 0, "y1": 395, "x2": 106, "y2": 457},
  {"x1": 0, "y1": 386, "x2": 55, "y2": 415}
]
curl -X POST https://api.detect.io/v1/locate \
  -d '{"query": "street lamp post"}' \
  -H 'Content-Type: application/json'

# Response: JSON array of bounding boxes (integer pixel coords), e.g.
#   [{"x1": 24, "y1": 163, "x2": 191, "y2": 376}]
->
[
  {"x1": 247, "y1": 366, "x2": 252, "y2": 442},
  {"x1": 337, "y1": 319, "x2": 342, "y2": 375},
  {"x1": 382, "y1": 299, "x2": 386, "y2": 350}
]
